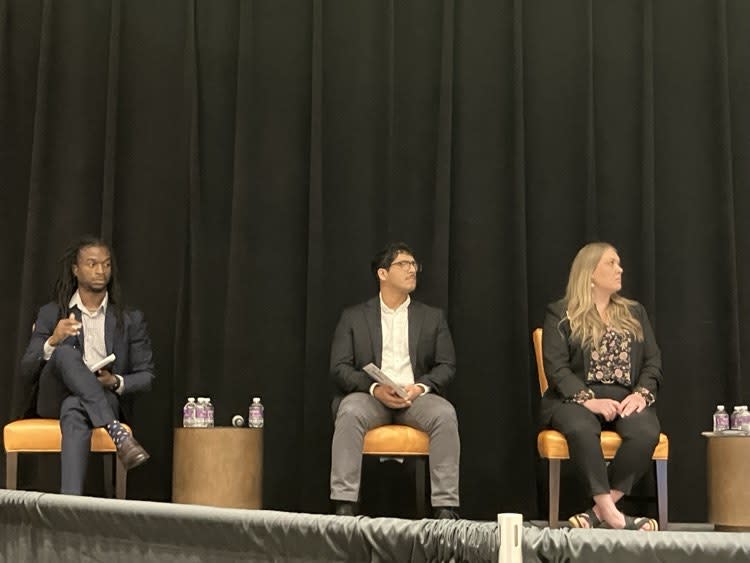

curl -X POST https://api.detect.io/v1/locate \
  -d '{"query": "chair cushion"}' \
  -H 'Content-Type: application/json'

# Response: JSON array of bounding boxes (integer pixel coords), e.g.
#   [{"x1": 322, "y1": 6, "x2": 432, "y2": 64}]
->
[
  {"x1": 3, "y1": 419, "x2": 131, "y2": 453},
  {"x1": 362, "y1": 424, "x2": 429, "y2": 456},
  {"x1": 537, "y1": 430, "x2": 669, "y2": 460}
]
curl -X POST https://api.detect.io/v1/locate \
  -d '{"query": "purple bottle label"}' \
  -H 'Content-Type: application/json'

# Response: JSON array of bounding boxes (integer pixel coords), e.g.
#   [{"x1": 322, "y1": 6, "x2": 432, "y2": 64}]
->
[{"x1": 714, "y1": 412, "x2": 729, "y2": 432}]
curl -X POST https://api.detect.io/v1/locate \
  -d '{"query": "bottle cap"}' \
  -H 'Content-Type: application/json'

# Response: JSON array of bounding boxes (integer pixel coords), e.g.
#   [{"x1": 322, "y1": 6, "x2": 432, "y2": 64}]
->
[
  {"x1": 717, "y1": 405, "x2": 725, "y2": 409},
  {"x1": 252, "y1": 397, "x2": 261, "y2": 402},
  {"x1": 188, "y1": 397, "x2": 195, "y2": 401}
]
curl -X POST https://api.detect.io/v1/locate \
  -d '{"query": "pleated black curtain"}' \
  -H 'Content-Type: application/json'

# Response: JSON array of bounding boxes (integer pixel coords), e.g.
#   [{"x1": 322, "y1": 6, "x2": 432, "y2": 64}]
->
[{"x1": 1, "y1": 0, "x2": 749, "y2": 522}]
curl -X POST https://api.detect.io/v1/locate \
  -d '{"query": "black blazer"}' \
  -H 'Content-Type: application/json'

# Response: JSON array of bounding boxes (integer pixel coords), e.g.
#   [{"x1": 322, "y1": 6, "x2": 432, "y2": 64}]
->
[
  {"x1": 19, "y1": 302, "x2": 155, "y2": 421},
  {"x1": 539, "y1": 298, "x2": 662, "y2": 426},
  {"x1": 329, "y1": 296, "x2": 456, "y2": 415}
]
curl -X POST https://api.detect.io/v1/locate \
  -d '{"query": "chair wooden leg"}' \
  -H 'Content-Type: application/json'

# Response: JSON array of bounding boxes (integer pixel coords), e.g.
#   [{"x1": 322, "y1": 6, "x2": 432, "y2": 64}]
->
[
  {"x1": 548, "y1": 459, "x2": 561, "y2": 528},
  {"x1": 115, "y1": 457, "x2": 127, "y2": 500},
  {"x1": 103, "y1": 454, "x2": 114, "y2": 498},
  {"x1": 415, "y1": 456, "x2": 427, "y2": 518},
  {"x1": 6, "y1": 452, "x2": 18, "y2": 489},
  {"x1": 655, "y1": 460, "x2": 668, "y2": 531}
]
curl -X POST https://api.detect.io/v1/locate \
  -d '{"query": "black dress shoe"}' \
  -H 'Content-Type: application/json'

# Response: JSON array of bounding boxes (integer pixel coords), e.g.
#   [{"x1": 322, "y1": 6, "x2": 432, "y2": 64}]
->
[
  {"x1": 433, "y1": 506, "x2": 460, "y2": 520},
  {"x1": 117, "y1": 435, "x2": 150, "y2": 471},
  {"x1": 333, "y1": 501, "x2": 356, "y2": 516}
]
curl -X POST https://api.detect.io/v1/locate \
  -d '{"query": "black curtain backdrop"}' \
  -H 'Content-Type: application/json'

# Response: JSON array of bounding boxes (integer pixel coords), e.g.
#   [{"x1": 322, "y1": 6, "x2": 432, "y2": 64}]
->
[{"x1": 1, "y1": 0, "x2": 749, "y2": 523}]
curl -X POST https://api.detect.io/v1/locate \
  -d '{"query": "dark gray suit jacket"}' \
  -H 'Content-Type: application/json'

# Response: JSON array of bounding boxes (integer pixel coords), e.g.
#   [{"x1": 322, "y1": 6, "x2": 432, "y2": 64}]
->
[
  {"x1": 539, "y1": 298, "x2": 662, "y2": 426},
  {"x1": 330, "y1": 296, "x2": 456, "y2": 414},
  {"x1": 19, "y1": 302, "x2": 155, "y2": 422}
]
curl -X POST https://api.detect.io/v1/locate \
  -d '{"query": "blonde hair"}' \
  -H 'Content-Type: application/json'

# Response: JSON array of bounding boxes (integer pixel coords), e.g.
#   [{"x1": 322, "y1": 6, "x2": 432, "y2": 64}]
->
[{"x1": 564, "y1": 242, "x2": 643, "y2": 348}]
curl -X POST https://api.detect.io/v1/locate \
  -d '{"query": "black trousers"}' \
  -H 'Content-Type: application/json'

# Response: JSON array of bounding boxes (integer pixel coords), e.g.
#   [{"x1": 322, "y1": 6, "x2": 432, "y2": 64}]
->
[
  {"x1": 36, "y1": 346, "x2": 120, "y2": 495},
  {"x1": 548, "y1": 384, "x2": 660, "y2": 497}
]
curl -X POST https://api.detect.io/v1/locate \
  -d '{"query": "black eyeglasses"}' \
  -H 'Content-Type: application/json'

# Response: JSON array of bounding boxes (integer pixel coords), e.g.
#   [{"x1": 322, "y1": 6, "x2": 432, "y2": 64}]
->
[{"x1": 389, "y1": 260, "x2": 422, "y2": 272}]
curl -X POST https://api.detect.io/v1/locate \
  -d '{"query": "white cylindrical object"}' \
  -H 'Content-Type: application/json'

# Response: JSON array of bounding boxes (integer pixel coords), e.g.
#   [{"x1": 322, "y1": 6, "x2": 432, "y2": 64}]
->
[{"x1": 497, "y1": 513, "x2": 523, "y2": 563}]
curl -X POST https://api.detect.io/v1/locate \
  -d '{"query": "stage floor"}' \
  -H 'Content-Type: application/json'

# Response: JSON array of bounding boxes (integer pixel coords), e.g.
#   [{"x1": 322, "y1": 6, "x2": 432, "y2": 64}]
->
[{"x1": 3, "y1": 490, "x2": 750, "y2": 562}]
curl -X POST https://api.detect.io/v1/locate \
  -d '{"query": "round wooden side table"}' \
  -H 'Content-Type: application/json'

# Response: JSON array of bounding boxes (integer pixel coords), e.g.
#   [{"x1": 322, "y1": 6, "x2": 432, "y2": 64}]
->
[{"x1": 173, "y1": 427, "x2": 263, "y2": 509}]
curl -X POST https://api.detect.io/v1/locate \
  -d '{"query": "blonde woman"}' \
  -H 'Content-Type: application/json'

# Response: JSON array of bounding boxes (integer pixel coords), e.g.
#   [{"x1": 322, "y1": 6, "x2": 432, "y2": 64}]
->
[{"x1": 540, "y1": 242, "x2": 662, "y2": 531}]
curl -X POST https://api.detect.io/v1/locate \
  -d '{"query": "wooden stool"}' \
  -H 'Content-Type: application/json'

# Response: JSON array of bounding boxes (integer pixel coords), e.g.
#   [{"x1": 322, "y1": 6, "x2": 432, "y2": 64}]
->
[
  {"x1": 362, "y1": 424, "x2": 430, "y2": 517},
  {"x1": 3, "y1": 418, "x2": 129, "y2": 498}
]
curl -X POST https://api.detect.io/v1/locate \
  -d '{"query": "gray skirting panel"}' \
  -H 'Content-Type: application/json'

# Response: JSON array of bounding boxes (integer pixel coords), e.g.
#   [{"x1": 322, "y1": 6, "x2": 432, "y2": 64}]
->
[{"x1": 2, "y1": 490, "x2": 750, "y2": 562}]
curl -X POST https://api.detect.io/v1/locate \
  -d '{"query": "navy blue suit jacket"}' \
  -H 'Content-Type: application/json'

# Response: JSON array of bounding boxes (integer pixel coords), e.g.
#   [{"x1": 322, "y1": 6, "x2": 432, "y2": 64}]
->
[{"x1": 19, "y1": 302, "x2": 155, "y2": 422}]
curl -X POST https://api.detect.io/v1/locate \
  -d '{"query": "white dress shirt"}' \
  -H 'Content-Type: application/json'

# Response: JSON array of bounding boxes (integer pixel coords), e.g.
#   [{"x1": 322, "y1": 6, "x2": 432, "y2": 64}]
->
[
  {"x1": 369, "y1": 294, "x2": 429, "y2": 396},
  {"x1": 380, "y1": 294, "x2": 414, "y2": 386}
]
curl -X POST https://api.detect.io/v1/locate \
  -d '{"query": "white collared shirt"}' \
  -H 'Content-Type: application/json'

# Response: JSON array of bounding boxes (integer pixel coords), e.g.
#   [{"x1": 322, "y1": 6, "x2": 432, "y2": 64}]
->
[
  {"x1": 379, "y1": 294, "x2": 415, "y2": 387},
  {"x1": 368, "y1": 294, "x2": 430, "y2": 397},
  {"x1": 70, "y1": 290, "x2": 108, "y2": 370}
]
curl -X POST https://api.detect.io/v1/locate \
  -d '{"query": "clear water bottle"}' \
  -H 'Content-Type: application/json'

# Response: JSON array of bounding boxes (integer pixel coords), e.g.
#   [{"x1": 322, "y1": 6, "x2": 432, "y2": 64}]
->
[
  {"x1": 713, "y1": 405, "x2": 729, "y2": 432},
  {"x1": 195, "y1": 397, "x2": 207, "y2": 428},
  {"x1": 183, "y1": 397, "x2": 197, "y2": 428},
  {"x1": 740, "y1": 406, "x2": 750, "y2": 432},
  {"x1": 731, "y1": 406, "x2": 743, "y2": 430},
  {"x1": 248, "y1": 397, "x2": 264, "y2": 428},
  {"x1": 206, "y1": 397, "x2": 215, "y2": 428}
]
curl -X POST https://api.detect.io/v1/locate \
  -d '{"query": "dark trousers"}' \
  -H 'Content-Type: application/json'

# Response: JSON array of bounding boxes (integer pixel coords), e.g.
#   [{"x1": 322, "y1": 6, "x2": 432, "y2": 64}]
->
[
  {"x1": 548, "y1": 384, "x2": 660, "y2": 497},
  {"x1": 36, "y1": 346, "x2": 120, "y2": 495}
]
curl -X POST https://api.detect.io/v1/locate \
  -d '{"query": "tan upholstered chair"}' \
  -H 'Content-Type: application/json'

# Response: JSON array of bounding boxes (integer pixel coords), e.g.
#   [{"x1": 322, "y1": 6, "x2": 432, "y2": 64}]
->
[
  {"x1": 533, "y1": 328, "x2": 669, "y2": 529},
  {"x1": 3, "y1": 418, "x2": 130, "y2": 498},
  {"x1": 362, "y1": 424, "x2": 429, "y2": 517}
]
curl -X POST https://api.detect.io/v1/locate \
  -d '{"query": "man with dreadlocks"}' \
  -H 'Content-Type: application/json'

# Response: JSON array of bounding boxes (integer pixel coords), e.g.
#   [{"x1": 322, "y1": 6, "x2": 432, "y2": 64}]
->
[{"x1": 20, "y1": 235, "x2": 154, "y2": 495}]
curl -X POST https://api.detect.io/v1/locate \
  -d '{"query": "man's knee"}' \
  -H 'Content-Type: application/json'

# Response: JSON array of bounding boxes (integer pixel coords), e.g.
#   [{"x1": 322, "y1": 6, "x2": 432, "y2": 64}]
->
[
  {"x1": 335, "y1": 393, "x2": 376, "y2": 426},
  {"x1": 52, "y1": 346, "x2": 83, "y2": 368},
  {"x1": 409, "y1": 395, "x2": 458, "y2": 431},
  {"x1": 428, "y1": 397, "x2": 458, "y2": 426},
  {"x1": 60, "y1": 396, "x2": 88, "y2": 426}
]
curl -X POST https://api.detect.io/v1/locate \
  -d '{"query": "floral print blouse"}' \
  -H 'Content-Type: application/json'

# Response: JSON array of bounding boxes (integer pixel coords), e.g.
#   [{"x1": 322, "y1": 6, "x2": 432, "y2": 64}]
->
[
  {"x1": 568, "y1": 327, "x2": 655, "y2": 406},
  {"x1": 588, "y1": 327, "x2": 632, "y2": 385}
]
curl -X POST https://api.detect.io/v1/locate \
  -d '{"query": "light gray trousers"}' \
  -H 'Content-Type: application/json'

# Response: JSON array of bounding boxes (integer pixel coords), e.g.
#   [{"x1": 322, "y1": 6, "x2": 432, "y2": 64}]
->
[{"x1": 330, "y1": 392, "x2": 460, "y2": 507}]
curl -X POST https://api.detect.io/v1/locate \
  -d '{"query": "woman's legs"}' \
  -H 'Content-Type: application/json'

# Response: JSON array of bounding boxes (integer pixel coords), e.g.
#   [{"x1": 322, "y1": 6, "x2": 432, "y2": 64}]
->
[{"x1": 549, "y1": 396, "x2": 659, "y2": 530}]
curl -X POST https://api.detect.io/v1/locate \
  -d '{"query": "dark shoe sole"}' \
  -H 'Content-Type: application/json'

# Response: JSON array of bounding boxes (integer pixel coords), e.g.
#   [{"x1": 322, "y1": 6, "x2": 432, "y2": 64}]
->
[{"x1": 120, "y1": 450, "x2": 150, "y2": 471}]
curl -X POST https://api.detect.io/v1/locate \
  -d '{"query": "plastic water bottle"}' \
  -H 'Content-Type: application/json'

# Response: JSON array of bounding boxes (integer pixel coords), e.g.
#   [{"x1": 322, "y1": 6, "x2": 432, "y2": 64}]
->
[
  {"x1": 735, "y1": 406, "x2": 748, "y2": 430},
  {"x1": 248, "y1": 397, "x2": 264, "y2": 428},
  {"x1": 713, "y1": 405, "x2": 729, "y2": 432},
  {"x1": 195, "y1": 397, "x2": 207, "y2": 428},
  {"x1": 740, "y1": 406, "x2": 750, "y2": 433},
  {"x1": 183, "y1": 397, "x2": 197, "y2": 428},
  {"x1": 731, "y1": 406, "x2": 743, "y2": 430},
  {"x1": 206, "y1": 397, "x2": 215, "y2": 428}
]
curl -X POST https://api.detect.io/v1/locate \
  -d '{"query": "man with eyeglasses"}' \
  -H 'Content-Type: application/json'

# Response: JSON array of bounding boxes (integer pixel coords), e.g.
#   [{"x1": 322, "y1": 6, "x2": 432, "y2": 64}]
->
[{"x1": 329, "y1": 242, "x2": 460, "y2": 519}]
